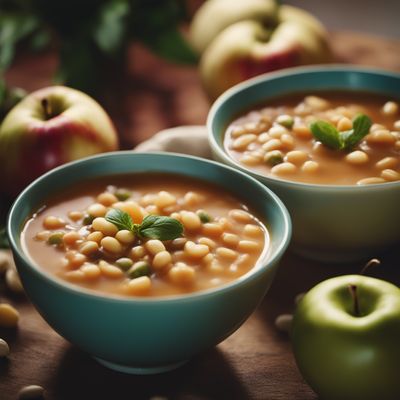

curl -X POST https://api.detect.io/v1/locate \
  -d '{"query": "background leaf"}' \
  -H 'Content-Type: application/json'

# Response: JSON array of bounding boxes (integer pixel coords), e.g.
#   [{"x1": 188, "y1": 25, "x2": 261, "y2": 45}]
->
[
  {"x1": 93, "y1": 0, "x2": 130, "y2": 56},
  {"x1": 142, "y1": 28, "x2": 198, "y2": 64},
  {"x1": 0, "y1": 13, "x2": 39, "y2": 71}
]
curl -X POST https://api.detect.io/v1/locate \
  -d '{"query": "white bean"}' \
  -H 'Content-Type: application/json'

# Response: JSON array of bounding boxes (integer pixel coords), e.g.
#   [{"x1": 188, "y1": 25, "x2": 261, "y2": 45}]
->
[
  {"x1": 357, "y1": 177, "x2": 386, "y2": 185},
  {"x1": 184, "y1": 241, "x2": 209, "y2": 258},
  {"x1": 337, "y1": 117, "x2": 352, "y2": 131},
  {"x1": 301, "y1": 160, "x2": 319, "y2": 173},
  {"x1": 366, "y1": 130, "x2": 396, "y2": 145},
  {"x1": 285, "y1": 150, "x2": 308, "y2": 165},
  {"x1": 145, "y1": 240, "x2": 165, "y2": 255},
  {"x1": 275, "y1": 314, "x2": 293, "y2": 333},
  {"x1": 271, "y1": 162, "x2": 296, "y2": 175},
  {"x1": 262, "y1": 138, "x2": 282, "y2": 151},
  {"x1": 345, "y1": 151, "x2": 369, "y2": 165},
  {"x1": 0, "y1": 338, "x2": 10, "y2": 357},
  {"x1": 381, "y1": 169, "x2": 400, "y2": 181},
  {"x1": 101, "y1": 237, "x2": 122, "y2": 254},
  {"x1": 228, "y1": 209, "x2": 252, "y2": 223},
  {"x1": 180, "y1": 211, "x2": 202, "y2": 230},
  {"x1": 232, "y1": 134, "x2": 257, "y2": 150},
  {"x1": 152, "y1": 251, "x2": 172, "y2": 270},
  {"x1": 375, "y1": 157, "x2": 398, "y2": 170},
  {"x1": 5, "y1": 269, "x2": 24, "y2": 294},
  {"x1": 18, "y1": 385, "x2": 45, "y2": 400},
  {"x1": 0, "y1": 303, "x2": 19, "y2": 327},
  {"x1": 127, "y1": 276, "x2": 151, "y2": 295},
  {"x1": 168, "y1": 263, "x2": 196, "y2": 285},
  {"x1": 87, "y1": 203, "x2": 107, "y2": 217},
  {"x1": 382, "y1": 101, "x2": 398, "y2": 116}
]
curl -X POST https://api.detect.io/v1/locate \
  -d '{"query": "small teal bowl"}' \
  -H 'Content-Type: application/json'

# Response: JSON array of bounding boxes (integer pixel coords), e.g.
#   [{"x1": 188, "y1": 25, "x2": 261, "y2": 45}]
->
[
  {"x1": 7, "y1": 152, "x2": 291, "y2": 374},
  {"x1": 208, "y1": 65, "x2": 400, "y2": 262}
]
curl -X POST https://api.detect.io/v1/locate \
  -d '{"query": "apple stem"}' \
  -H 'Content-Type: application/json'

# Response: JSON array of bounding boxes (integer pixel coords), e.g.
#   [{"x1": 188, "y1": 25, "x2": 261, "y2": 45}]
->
[
  {"x1": 360, "y1": 258, "x2": 381, "y2": 275},
  {"x1": 41, "y1": 98, "x2": 51, "y2": 120},
  {"x1": 348, "y1": 284, "x2": 360, "y2": 317}
]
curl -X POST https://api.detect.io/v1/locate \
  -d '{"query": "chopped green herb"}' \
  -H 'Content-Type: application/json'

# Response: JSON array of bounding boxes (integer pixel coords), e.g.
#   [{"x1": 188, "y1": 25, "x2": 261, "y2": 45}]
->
[
  {"x1": 83, "y1": 214, "x2": 95, "y2": 225},
  {"x1": 105, "y1": 209, "x2": 183, "y2": 241},
  {"x1": 265, "y1": 150, "x2": 284, "y2": 166},
  {"x1": 127, "y1": 261, "x2": 150, "y2": 279},
  {"x1": 310, "y1": 114, "x2": 372, "y2": 151},
  {"x1": 276, "y1": 115, "x2": 294, "y2": 129},
  {"x1": 115, "y1": 189, "x2": 131, "y2": 201},
  {"x1": 115, "y1": 257, "x2": 133, "y2": 270},
  {"x1": 47, "y1": 232, "x2": 64, "y2": 245},
  {"x1": 197, "y1": 210, "x2": 211, "y2": 223}
]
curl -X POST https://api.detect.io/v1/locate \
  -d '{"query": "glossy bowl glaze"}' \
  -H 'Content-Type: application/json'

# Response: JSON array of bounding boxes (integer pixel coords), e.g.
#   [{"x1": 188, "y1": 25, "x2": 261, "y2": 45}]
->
[
  {"x1": 208, "y1": 65, "x2": 400, "y2": 262},
  {"x1": 8, "y1": 152, "x2": 291, "y2": 374}
]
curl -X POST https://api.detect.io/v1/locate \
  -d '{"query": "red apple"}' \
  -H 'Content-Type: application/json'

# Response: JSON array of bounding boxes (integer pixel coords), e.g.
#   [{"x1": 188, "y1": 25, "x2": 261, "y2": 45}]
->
[
  {"x1": 0, "y1": 86, "x2": 118, "y2": 195},
  {"x1": 190, "y1": 1, "x2": 333, "y2": 100}
]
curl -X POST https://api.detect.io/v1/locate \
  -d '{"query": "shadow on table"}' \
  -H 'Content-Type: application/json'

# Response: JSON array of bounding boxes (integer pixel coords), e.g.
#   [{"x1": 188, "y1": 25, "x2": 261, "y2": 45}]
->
[{"x1": 50, "y1": 345, "x2": 250, "y2": 400}]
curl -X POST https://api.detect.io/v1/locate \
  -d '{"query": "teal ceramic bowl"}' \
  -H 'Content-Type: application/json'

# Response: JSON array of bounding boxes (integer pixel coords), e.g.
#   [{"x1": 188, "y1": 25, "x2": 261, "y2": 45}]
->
[
  {"x1": 208, "y1": 65, "x2": 400, "y2": 263},
  {"x1": 7, "y1": 152, "x2": 291, "y2": 374}
]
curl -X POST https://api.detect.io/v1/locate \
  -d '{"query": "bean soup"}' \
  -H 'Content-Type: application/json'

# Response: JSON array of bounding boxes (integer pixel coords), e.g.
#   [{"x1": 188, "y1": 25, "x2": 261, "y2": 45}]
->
[
  {"x1": 224, "y1": 92, "x2": 400, "y2": 185},
  {"x1": 22, "y1": 174, "x2": 268, "y2": 297}
]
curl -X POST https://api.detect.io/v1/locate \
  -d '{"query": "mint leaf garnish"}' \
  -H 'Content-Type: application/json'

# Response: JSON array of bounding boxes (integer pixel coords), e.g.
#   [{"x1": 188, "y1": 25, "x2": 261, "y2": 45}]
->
[
  {"x1": 341, "y1": 114, "x2": 372, "y2": 149},
  {"x1": 138, "y1": 215, "x2": 183, "y2": 241},
  {"x1": 310, "y1": 120, "x2": 342, "y2": 150},
  {"x1": 310, "y1": 114, "x2": 372, "y2": 151},
  {"x1": 105, "y1": 209, "x2": 183, "y2": 241},
  {"x1": 105, "y1": 208, "x2": 135, "y2": 231}
]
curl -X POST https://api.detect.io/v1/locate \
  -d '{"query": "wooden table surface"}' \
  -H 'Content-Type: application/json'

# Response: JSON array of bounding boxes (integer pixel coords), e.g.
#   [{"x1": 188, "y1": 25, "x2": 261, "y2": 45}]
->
[{"x1": 1, "y1": 32, "x2": 400, "y2": 400}]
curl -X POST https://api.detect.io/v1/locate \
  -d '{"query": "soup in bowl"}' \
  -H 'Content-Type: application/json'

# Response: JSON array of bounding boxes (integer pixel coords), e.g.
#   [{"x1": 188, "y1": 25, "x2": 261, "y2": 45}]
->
[
  {"x1": 8, "y1": 152, "x2": 291, "y2": 374},
  {"x1": 208, "y1": 66, "x2": 400, "y2": 262}
]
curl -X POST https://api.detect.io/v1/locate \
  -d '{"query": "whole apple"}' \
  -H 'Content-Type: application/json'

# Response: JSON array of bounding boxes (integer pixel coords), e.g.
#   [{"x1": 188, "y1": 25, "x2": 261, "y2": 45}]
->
[
  {"x1": 190, "y1": 0, "x2": 332, "y2": 100},
  {"x1": 0, "y1": 86, "x2": 118, "y2": 195},
  {"x1": 292, "y1": 275, "x2": 400, "y2": 400},
  {"x1": 190, "y1": 0, "x2": 279, "y2": 54}
]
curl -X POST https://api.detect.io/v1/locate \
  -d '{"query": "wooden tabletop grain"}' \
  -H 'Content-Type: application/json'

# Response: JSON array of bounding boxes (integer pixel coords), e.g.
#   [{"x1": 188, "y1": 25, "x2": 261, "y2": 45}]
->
[{"x1": 1, "y1": 32, "x2": 400, "y2": 400}]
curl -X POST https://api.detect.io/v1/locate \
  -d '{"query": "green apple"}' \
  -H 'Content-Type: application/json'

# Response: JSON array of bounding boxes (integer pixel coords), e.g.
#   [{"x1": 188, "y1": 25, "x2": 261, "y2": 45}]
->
[
  {"x1": 0, "y1": 86, "x2": 118, "y2": 195},
  {"x1": 292, "y1": 275, "x2": 400, "y2": 400},
  {"x1": 190, "y1": 1, "x2": 332, "y2": 100}
]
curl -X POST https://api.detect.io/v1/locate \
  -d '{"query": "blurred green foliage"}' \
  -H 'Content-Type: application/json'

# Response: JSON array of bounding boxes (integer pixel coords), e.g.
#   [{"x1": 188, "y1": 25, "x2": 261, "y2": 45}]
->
[{"x1": 0, "y1": 0, "x2": 198, "y2": 92}]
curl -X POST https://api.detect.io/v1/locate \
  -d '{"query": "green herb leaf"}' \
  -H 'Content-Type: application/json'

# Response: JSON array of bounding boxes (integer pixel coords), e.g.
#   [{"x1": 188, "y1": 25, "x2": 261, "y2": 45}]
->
[
  {"x1": 310, "y1": 120, "x2": 342, "y2": 150},
  {"x1": 341, "y1": 114, "x2": 372, "y2": 149},
  {"x1": 310, "y1": 114, "x2": 372, "y2": 151},
  {"x1": 197, "y1": 211, "x2": 211, "y2": 223},
  {"x1": 105, "y1": 208, "x2": 134, "y2": 232},
  {"x1": 138, "y1": 215, "x2": 183, "y2": 241}
]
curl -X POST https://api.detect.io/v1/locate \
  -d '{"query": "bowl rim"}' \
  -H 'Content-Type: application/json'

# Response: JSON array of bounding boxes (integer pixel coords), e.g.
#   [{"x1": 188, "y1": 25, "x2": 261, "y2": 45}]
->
[
  {"x1": 207, "y1": 64, "x2": 400, "y2": 191},
  {"x1": 7, "y1": 151, "x2": 292, "y2": 304}
]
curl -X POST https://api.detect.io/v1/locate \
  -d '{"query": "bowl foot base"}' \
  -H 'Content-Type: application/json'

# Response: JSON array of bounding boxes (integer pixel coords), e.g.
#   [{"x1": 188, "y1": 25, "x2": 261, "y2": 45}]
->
[{"x1": 94, "y1": 357, "x2": 188, "y2": 375}]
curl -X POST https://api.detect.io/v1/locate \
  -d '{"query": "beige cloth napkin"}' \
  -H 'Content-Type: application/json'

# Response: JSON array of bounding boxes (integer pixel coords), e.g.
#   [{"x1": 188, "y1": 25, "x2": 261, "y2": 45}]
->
[{"x1": 133, "y1": 126, "x2": 212, "y2": 159}]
